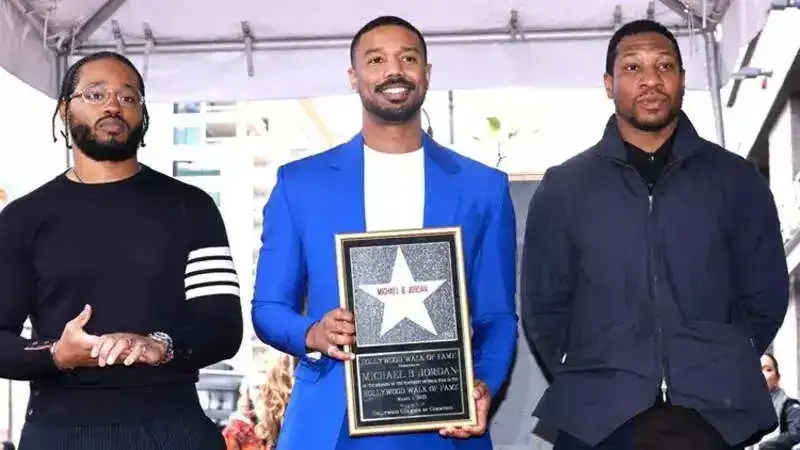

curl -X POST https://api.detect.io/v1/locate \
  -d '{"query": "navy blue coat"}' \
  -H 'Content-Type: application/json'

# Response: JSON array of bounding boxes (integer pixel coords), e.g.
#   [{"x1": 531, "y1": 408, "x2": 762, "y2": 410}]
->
[{"x1": 521, "y1": 112, "x2": 789, "y2": 446}]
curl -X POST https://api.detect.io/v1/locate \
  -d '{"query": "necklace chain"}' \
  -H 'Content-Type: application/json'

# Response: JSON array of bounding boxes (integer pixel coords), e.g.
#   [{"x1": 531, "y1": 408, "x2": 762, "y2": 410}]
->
[{"x1": 71, "y1": 163, "x2": 142, "y2": 184}]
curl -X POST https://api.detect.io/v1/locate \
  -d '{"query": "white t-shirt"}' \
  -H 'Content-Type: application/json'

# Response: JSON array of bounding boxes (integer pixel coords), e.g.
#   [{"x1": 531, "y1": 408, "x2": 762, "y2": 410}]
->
[{"x1": 363, "y1": 145, "x2": 425, "y2": 232}]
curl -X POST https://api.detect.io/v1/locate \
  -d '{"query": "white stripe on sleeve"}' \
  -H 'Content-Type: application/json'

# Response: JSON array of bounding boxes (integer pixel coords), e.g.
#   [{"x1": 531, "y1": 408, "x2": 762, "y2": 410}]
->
[{"x1": 185, "y1": 246, "x2": 240, "y2": 301}]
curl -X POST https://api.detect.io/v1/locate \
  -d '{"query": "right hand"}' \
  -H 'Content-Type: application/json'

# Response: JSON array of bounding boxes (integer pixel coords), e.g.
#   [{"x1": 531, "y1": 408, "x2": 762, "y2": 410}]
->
[
  {"x1": 304, "y1": 308, "x2": 356, "y2": 361},
  {"x1": 52, "y1": 304, "x2": 101, "y2": 370}
]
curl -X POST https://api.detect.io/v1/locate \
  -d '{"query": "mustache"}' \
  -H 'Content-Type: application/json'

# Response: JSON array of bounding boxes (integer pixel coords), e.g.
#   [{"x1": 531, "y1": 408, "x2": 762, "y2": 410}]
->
[
  {"x1": 636, "y1": 90, "x2": 668, "y2": 101},
  {"x1": 375, "y1": 77, "x2": 416, "y2": 92},
  {"x1": 95, "y1": 115, "x2": 129, "y2": 129}
]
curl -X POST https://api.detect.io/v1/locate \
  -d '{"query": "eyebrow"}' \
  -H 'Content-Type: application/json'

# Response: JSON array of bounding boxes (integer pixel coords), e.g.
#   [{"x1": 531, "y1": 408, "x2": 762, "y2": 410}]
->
[
  {"x1": 363, "y1": 46, "x2": 421, "y2": 56},
  {"x1": 619, "y1": 50, "x2": 676, "y2": 58},
  {"x1": 80, "y1": 81, "x2": 139, "y2": 91}
]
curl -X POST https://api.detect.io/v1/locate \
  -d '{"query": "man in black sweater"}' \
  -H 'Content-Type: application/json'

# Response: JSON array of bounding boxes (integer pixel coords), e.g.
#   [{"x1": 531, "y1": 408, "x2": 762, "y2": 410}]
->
[{"x1": 0, "y1": 51, "x2": 243, "y2": 449}]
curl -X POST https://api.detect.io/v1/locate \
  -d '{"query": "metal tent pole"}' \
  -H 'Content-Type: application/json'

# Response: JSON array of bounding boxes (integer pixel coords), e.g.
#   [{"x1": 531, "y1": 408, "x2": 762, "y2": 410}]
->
[
  {"x1": 448, "y1": 90, "x2": 455, "y2": 146},
  {"x1": 71, "y1": 25, "x2": 700, "y2": 56},
  {"x1": 703, "y1": 29, "x2": 726, "y2": 147}
]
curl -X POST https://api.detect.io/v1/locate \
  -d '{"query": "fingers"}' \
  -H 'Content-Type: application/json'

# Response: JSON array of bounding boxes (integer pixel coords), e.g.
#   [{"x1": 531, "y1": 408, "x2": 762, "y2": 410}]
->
[
  {"x1": 439, "y1": 381, "x2": 490, "y2": 439},
  {"x1": 95, "y1": 336, "x2": 128, "y2": 367},
  {"x1": 329, "y1": 308, "x2": 354, "y2": 324},
  {"x1": 306, "y1": 308, "x2": 357, "y2": 360},
  {"x1": 327, "y1": 330, "x2": 355, "y2": 347},
  {"x1": 91, "y1": 335, "x2": 108, "y2": 358},
  {"x1": 331, "y1": 319, "x2": 356, "y2": 336},
  {"x1": 439, "y1": 427, "x2": 473, "y2": 439},
  {"x1": 123, "y1": 340, "x2": 147, "y2": 366},
  {"x1": 325, "y1": 344, "x2": 355, "y2": 361},
  {"x1": 67, "y1": 304, "x2": 92, "y2": 329},
  {"x1": 92, "y1": 334, "x2": 135, "y2": 367},
  {"x1": 136, "y1": 338, "x2": 167, "y2": 366},
  {"x1": 473, "y1": 382, "x2": 489, "y2": 401}
]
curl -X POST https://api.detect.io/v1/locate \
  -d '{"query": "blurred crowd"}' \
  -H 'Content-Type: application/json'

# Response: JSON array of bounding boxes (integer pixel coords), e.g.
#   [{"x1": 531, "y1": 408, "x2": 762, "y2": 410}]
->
[{"x1": 222, "y1": 351, "x2": 296, "y2": 450}]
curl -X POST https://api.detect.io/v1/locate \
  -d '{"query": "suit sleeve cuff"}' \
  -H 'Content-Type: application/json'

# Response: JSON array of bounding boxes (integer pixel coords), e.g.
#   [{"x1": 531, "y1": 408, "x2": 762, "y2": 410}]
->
[{"x1": 289, "y1": 316, "x2": 321, "y2": 362}]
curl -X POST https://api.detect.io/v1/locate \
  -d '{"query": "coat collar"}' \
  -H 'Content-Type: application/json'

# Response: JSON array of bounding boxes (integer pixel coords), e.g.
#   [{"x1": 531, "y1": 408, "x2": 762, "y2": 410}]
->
[{"x1": 595, "y1": 111, "x2": 706, "y2": 162}]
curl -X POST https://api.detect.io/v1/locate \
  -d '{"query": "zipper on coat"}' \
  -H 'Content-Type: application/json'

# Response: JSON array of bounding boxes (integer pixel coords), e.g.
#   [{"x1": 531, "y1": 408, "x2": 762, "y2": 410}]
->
[
  {"x1": 608, "y1": 154, "x2": 685, "y2": 405},
  {"x1": 647, "y1": 195, "x2": 669, "y2": 402},
  {"x1": 645, "y1": 175, "x2": 672, "y2": 403}
]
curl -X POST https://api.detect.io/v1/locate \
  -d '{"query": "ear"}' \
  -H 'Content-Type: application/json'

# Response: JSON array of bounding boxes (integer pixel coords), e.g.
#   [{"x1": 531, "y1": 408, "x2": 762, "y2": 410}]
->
[
  {"x1": 58, "y1": 101, "x2": 68, "y2": 123},
  {"x1": 347, "y1": 66, "x2": 357, "y2": 91},
  {"x1": 424, "y1": 63, "x2": 431, "y2": 84},
  {"x1": 603, "y1": 73, "x2": 614, "y2": 99}
]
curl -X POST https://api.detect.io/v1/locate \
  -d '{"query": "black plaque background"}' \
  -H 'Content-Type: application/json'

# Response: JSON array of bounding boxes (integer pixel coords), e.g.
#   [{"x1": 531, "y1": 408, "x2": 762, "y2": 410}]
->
[{"x1": 341, "y1": 232, "x2": 471, "y2": 430}]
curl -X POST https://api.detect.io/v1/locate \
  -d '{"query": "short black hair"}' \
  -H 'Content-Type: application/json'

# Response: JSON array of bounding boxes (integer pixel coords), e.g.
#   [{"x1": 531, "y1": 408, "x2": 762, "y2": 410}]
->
[
  {"x1": 349, "y1": 16, "x2": 427, "y2": 65},
  {"x1": 764, "y1": 352, "x2": 780, "y2": 376},
  {"x1": 605, "y1": 19, "x2": 684, "y2": 76},
  {"x1": 52, "y1": 51, "x2": 149, "y2": 148}
]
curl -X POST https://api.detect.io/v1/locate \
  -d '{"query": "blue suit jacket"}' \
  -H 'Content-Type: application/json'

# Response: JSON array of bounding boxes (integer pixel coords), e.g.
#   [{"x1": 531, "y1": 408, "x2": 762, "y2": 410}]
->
[{"x1": 251, "y1": 133, "x2": 518, "y2": 450}]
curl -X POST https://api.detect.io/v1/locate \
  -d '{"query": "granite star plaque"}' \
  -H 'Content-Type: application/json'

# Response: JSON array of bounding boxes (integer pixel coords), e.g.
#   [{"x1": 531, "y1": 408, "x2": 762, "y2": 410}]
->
[{"x1": 335, "y1": 227, "x2": 477, "y2": 436}]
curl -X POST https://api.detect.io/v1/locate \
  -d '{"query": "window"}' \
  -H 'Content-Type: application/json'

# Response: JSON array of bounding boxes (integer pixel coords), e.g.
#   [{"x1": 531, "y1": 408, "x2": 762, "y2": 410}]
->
[
  {"x1": 173, "y1": 127, "x2": 202, "y2": 145},
  {"x1": 172, "y1": 160, "x2": 221, "y2": 177},
  {"x1": 206, "y1": 123, "x2": 237, "y2": 139},
  {"x1": 173, "y1": 102, "x2": 201, "y2": 114},
  {"x1": 207, "y1": 101, "x2": 237, "y2": 112}
]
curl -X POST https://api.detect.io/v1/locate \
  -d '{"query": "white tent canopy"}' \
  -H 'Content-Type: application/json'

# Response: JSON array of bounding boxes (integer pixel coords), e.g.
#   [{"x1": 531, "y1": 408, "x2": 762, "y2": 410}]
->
[{"x1": 0, "y1": 0, "x2": 772, "y2": 105}]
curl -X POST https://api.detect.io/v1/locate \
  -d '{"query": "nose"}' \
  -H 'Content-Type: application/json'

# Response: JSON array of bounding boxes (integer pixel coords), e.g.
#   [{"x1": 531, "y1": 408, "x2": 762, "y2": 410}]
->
[
  {"x1": 383, "y1": 57, "x2": 403, "y2": 78},
  {"x1": 637, "y1": 65, "x2": 664, "y2": 88},
  {"x1": 102, "y1": 93, "x2": 122, "y2": 113}
]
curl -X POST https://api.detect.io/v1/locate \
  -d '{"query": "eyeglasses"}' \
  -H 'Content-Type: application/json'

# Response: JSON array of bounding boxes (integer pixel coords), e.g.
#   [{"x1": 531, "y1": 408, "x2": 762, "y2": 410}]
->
[{"x1": 70, "y1": 85, "x2": 144, "y2": 108}]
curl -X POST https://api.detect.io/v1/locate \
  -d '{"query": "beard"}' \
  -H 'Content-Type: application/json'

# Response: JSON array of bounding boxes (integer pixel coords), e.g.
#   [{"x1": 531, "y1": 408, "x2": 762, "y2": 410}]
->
[
  {"x1": 626, "y1": 105, "x2": 681, "y2": 132},
  {"x1": 619, "y1": 89, "x2": 684, "y2": 132},
  {"x1": 69, "y1": 115, "x2": 144, "y2": 162},
  {"x1": 361, "y1": 77, "x2": 426, "y2": 124}
]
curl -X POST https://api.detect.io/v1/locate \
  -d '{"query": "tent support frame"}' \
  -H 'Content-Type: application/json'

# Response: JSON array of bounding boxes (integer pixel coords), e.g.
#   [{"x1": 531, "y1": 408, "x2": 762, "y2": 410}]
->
[
  {"x1": 70, "y1": 25, "x2": 703, "y2": 55},
  {"x1": 6, "y1": 0, "x2": 46, "y2": 37},
  {"x1": 37, "y1": 4, "x2": 730, "y2": 173},
  {"x1": 67, "y1": 20, "x2": 729, "y2": 146},
  {"x1": 704, "y1": 30, "x2": 727, "y2": 146}
]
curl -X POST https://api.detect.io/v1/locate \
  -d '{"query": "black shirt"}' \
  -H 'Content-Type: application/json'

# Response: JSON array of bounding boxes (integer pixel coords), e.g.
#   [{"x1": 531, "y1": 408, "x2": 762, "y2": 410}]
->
[
  {"x1": 624, "y1": 133, "x2": 675, "y2": 192},
  {"x1": 0, "y1": 165, "x2": 243, "y2": 424}
]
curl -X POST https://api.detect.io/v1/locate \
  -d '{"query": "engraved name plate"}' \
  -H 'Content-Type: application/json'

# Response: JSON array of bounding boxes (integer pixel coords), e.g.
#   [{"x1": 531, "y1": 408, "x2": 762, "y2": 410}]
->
[{"x1": 335, "y1": 227, "x2": 477, "y2": 436}]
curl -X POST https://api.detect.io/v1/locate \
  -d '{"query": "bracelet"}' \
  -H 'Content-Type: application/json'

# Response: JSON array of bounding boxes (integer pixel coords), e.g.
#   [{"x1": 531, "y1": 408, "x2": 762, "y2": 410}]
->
[{"x1": 23, "y1": 339, "x2": 57, "y2": 351}]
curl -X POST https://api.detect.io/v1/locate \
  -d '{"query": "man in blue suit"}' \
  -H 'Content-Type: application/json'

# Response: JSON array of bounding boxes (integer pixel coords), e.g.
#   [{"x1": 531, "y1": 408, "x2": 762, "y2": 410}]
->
[{"x1": 251, "y1": 15, "x2": 518, "y2": 450}]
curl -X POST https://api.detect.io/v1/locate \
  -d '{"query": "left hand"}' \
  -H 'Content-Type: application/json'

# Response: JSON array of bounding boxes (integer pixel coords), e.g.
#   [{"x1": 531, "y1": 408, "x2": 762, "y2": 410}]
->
[
  {"x1": 439, "y1": 380, "x2": 490, "y2": 439},
  {"x1": 91, "y1": 333, "x2": 166, "y2": 367}
]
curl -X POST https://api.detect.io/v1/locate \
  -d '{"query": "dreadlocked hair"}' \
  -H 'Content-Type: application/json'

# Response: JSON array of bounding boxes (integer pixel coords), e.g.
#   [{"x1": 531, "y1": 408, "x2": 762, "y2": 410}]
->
[{"x1": 51, "y1": 51, "x2": 150, "y2": 149}]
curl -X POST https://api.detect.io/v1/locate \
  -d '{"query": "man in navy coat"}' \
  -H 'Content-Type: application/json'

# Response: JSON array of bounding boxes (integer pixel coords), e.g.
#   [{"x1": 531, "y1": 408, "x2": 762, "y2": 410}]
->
[{"x1": 521, "y1": 19, "x2": 789, "y2": 450}]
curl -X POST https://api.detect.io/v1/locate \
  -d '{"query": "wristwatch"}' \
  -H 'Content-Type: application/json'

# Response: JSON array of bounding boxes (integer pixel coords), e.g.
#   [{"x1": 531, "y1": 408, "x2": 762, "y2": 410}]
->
[{"x1": 148, "y1": 332, "x2": 174, "y2": 364}]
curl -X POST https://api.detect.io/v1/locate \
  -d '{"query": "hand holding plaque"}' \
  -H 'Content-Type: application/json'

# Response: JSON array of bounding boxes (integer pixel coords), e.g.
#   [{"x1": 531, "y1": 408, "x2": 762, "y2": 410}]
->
[
  {"x1": 439, "y1": 380, "x2": 489, "y2": 438},
  {"x1": 305, "y1": 308, "x2": 356, "y2": 361}
]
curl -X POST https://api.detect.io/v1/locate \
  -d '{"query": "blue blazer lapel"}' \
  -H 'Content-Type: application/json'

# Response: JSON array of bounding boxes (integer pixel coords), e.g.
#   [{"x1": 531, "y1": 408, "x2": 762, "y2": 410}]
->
[
  {"x1": 422, "y1": 133, "x2": 462, "y2": 228},
  {"x1": 328, "y1": 134, "x2": 366, "y2": 233},
  {"x1": 328, "y1": 132, "x2": 461, "y2": 232}
]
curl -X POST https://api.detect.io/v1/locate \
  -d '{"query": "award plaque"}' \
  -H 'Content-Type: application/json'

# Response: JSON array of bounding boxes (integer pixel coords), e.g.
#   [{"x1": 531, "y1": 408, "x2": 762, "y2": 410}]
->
[{"x1": 334, "y1": 226, "x2": 476, "y2": 436}]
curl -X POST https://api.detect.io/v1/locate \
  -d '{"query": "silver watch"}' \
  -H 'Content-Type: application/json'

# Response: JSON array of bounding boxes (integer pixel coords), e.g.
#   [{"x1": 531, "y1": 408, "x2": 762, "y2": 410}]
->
[{"x1": 148, "y1": 332, "x2": 174, "y2": 364}]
